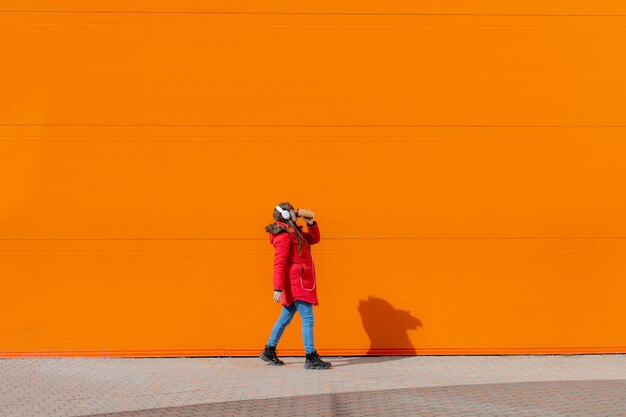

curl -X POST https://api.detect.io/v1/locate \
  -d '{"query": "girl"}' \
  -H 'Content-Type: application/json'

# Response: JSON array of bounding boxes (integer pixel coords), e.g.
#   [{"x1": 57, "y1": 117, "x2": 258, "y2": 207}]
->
[{"x1": 259, "y1": 202, "x2": 331, "y2": 370}]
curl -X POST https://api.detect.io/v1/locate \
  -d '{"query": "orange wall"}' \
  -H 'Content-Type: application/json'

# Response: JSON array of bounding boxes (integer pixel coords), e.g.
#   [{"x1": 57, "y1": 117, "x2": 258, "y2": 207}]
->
[{"x1": 1, "y1": 1, "x2": 626, "y2": 357}]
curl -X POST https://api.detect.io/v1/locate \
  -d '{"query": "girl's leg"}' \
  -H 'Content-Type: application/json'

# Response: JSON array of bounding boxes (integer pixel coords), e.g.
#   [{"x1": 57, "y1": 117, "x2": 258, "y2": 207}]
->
[
  {"x1": 294, "y1": 300, "x2": 315, "y2": 354},
  {"x1": 267, "y1": 304, "x2": 297, "y2": 347},
  {"x1": 294, "y1": 301, "x2": 331, "y2": 369}
]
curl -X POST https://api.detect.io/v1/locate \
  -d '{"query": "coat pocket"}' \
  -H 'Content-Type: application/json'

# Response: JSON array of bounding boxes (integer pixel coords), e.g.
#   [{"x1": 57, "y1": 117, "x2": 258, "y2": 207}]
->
[{"x1": 296, "y1": 263, "x2": 316, "y2": 291}]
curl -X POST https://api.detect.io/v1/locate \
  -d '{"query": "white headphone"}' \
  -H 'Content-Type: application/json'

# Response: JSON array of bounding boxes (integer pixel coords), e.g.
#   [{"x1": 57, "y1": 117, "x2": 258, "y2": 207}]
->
[{"x1": 275, "y1": 205, "x2": 291, "y2": 220}]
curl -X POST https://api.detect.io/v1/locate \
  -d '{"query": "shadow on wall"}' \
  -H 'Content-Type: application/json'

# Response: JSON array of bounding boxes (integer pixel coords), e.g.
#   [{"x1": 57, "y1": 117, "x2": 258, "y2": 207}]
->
[
  {"x1": 358, "y1": 296, "x2": 422, "y2": 355},
  {"x1": 319, "y1": 296, "x2": 422, "y2": 367}
]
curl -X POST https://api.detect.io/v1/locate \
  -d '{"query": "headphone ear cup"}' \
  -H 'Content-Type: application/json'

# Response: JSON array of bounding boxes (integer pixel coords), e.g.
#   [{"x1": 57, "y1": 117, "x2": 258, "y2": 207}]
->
[{"x1": 276, "y1": 205, "x2": 291, "y2": 220}]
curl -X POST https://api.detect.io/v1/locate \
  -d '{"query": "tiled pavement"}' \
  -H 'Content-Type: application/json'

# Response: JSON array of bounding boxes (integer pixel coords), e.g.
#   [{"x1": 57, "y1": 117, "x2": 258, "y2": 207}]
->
[{"x1": 1, "y1": 355, "x2": 625, "y2": 417}]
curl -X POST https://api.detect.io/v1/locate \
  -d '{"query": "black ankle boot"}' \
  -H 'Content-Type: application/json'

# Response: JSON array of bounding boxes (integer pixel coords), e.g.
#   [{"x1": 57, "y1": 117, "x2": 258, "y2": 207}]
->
[
  {"x1": 259, "y1": 345, "x2": 284, "y2": 366},
  {"x1": 304, "y1": 351, "x2": 332, "y2": 370}
]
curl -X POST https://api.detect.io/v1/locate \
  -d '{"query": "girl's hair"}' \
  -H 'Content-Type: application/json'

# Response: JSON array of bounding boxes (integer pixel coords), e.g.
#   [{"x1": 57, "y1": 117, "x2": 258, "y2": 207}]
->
[{"x1": 270, "y1": 201, "x2": 304, "y2": 256}]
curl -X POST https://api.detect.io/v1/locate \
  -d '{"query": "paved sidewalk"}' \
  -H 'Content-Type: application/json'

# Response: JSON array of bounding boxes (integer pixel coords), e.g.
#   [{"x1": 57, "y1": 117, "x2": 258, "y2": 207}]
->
[{"x1": 1, "y1": 355, "x2": 625, "y2": 417}]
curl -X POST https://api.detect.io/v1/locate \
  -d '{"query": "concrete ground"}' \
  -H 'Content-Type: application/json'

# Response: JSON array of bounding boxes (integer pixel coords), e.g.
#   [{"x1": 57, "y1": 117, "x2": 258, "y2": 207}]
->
[{"x1": 1, "y1": 355, "x2": 625, "y2": 417}]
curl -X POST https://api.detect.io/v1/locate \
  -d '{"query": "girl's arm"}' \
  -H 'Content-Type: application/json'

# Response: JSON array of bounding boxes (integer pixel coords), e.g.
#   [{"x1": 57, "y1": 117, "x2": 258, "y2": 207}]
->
[
  {"x1": 303, "y1": 221, "x2": 320, "y2": 245},
  {"x1": 272, "y1": 233, "x2": 291, "y2": 291}
]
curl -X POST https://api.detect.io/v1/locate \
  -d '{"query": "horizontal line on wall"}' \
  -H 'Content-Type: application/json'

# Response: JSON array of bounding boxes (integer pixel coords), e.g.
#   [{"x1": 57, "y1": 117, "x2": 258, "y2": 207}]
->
[
  {"x1": 4, "y1": 124, "x2": 626, "y2": 128},
  {"x1": 2, "y1": 346, "x2": 625, "y2": 358},
  {"x1": 226, "y1": 347, "x2": 626, "y2": 357},
  {"x1": 2, "y1": 237, "x2": 626, "y2": 241},
  {"x1": 0, "y1": 10, "x2": 626, "y2": 17},
  {"x1": 2, "y1": 10, "x2": 626, "y2": 17}
]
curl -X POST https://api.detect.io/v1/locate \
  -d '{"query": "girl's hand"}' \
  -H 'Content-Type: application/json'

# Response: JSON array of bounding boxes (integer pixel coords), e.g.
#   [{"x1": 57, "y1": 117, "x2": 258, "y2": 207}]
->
[{"x1": 273, "y1": 290, "x2": 282, "y2": 303}]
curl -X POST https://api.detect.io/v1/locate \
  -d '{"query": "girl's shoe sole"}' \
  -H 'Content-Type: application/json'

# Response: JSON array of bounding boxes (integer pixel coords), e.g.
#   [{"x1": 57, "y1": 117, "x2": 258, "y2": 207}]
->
[{"x1": 304, "y1": 364, "x2": 332, "y2": 370}]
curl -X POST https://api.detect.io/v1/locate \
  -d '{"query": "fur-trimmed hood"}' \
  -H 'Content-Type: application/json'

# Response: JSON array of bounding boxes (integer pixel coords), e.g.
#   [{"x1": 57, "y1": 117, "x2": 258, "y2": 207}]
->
[
  {"x1": 265, "y1": 221, "x2": 306, "y2": 235},
  {"x1": 265, "y1": 222, "x2": 288, "y2": 235}
]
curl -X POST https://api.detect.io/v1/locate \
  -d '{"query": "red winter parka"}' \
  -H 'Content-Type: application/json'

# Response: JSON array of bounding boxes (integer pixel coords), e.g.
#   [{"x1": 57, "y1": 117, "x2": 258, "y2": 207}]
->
[{"x1": 267, "y1": 221, "x2": 321, "y2": 306}]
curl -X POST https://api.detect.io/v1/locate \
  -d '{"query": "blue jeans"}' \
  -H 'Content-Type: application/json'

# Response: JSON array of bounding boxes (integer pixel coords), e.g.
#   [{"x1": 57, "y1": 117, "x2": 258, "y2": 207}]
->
[{"x1": 267, "y1": 300, "x2": 315, "y2": 354}]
